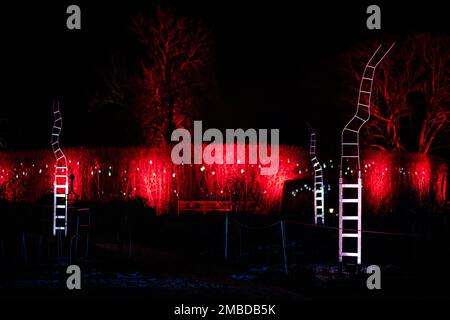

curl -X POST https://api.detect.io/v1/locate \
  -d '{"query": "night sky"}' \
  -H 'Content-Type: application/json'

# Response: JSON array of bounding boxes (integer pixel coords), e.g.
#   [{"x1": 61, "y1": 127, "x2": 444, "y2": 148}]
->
[{"x1": 1, "y1": 1, "x2": 448, "y2": 156}]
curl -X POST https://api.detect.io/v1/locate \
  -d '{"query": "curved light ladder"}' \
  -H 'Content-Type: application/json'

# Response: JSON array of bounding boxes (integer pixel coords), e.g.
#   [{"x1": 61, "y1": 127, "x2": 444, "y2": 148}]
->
[
  {"x1": 307, "y1": 123, "x2": 325, "y2": 224},
  {"x1": 51, "y1": 100, "x2": 68, "y2": 236},
  {"x1": 338, "y1": 43, "x2": 394, "y2": 265}
]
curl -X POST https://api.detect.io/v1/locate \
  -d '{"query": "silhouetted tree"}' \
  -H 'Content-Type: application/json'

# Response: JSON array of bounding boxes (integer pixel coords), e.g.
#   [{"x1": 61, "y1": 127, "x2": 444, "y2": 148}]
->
[
  {"x1": 346, "y1": 34, "x2": 449, "y2": 154},
  {"x1": 132, "y1": 6, "x2": 210, "y2": 145}
]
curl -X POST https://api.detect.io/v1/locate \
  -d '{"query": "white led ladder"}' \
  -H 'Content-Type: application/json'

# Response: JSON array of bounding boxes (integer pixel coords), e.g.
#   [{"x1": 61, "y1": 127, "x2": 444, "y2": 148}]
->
[
  {"x1": 339, "y1": 43, "x2": 394, "y2": 265},
  {"x1": 51, "y1": 100, "x2": 68, "y2": 236},
  {"x1": 307, "y1": 123, "x2": 325, "y2": 224}
]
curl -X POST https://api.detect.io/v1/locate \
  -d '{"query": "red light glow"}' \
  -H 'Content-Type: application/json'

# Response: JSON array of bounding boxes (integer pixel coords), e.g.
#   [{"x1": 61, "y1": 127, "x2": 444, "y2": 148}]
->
[{"x1": 0, "y1": 148, "x2": 447, "y2": 214}]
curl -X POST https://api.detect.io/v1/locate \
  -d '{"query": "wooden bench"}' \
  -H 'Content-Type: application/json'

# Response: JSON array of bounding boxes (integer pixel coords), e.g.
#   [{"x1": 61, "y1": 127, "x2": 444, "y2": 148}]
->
[{"x1": 177, "y1": 200, "x2": 233, "y2": 214}]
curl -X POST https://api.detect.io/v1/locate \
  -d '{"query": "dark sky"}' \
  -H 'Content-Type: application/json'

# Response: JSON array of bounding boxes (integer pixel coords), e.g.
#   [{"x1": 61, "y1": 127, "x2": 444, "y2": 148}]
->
[{"x1": 1, "y1": 0, "x2": 448, "y2": 155}]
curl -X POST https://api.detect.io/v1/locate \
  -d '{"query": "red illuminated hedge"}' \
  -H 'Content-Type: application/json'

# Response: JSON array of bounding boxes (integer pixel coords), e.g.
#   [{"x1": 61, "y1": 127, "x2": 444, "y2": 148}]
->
[{"x1": 0, "y1": 147, "x2": 447, "y2": 215}]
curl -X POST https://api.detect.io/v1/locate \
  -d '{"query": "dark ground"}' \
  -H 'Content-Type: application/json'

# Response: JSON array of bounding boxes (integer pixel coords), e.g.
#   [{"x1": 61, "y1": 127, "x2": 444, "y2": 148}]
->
[{"x1": 0, "y1": 200, "x2": 449, "y2": 301}]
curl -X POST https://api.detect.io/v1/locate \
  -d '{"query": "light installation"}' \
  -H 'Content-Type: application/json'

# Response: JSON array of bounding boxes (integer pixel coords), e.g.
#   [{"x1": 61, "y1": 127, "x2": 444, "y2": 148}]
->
[
  {"x1": 51, "y1": 100, "x2": 68, "y2": 236},
  {"x1": 307, "y1": 123, "x2": 325, "y2": 224},
  {"x1": 0, "y1": 148, "x2": 446, "y2": 215},
  {"x1": 339, "y1": 43, "x2": 395, "y2": 265}
]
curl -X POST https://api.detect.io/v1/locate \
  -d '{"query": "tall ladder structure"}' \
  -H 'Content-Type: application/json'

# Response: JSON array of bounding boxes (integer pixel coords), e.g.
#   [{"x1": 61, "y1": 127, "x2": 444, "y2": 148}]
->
[
  {"x1": 339, "y1": 43, "x2": 394, "y2": 265},
  {"x1": 51, "y1": 100, "x2": 68, "y2": 236},
  {"x1": 307, "y1": 123, "x2": 325, "y2": 224}
]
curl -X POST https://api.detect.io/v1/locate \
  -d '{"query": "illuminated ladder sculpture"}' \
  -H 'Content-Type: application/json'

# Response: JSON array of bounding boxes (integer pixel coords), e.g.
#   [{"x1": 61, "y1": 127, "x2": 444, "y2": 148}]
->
[
  {"x1": 51, "y1": 100, "x2": 68, "y2": 236},
  {"x1": 339, "y1": 43, "x2": 394, "y2": 265},
  {"x1": 307, "y1": 123, "x2": 325, "y2": 224}
]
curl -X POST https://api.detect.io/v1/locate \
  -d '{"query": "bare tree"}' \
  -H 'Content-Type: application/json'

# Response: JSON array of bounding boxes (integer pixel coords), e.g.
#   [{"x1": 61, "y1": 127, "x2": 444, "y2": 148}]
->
[
  {"x1": 132, "y1": 6, "x2": 210, "y2": 145},
  {"x1": 416, "y1": 35, "x2": 450, "y2": 154},
  {"x1": 346, "y1": 34, "x2": 449, "y2": 154}
]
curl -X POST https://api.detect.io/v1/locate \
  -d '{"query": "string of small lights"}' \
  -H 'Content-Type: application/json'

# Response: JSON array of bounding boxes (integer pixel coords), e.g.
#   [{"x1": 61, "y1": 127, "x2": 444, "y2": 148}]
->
[{"x1": 0, "y1": 148, "x2": 447, "y2": 214}]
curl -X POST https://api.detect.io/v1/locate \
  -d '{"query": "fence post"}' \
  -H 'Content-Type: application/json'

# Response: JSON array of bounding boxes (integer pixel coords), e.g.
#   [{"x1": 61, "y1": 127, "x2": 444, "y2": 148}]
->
[
  {"x1": 224, "y1": 212, "x2": 229, "y2": 260},
  {"x1": 21, "y1": 232, "x2": 28, "y2": 264},
  {"x1": 280, "y1": 220, "x2": 288, "y2": 275}
]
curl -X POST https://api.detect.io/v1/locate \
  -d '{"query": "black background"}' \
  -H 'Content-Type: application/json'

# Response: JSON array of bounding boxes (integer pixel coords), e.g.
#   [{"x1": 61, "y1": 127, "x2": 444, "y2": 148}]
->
[{"x1": 1, "y1": 1, "x2": 448, "y2": 153}]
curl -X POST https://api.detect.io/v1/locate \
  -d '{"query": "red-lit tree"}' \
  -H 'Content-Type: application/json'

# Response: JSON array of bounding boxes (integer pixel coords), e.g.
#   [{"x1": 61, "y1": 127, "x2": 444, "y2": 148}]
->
[
  {"x1": 131, "y1": 7, "x2": 210, "y2": 145},
  {"x1": 346, "y1": 34, "x2": 449, "y2": 154}
]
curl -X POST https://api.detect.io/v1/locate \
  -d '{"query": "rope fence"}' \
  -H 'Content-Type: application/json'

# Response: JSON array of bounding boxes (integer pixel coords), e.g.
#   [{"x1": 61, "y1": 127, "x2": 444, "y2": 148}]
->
[
  {"x1": 224, "y1": 215, "x2": 424, "y2": 275},
  {"x1": 285, "y1": 220, "x2": 423, "y2": 238}
]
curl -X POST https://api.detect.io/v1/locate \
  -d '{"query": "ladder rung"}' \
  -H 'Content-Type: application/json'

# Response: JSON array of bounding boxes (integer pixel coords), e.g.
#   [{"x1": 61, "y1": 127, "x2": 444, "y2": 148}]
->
[
  {"x1": 342, "y1": 199, "x2": 359, "y2": 203},
  {"x1": 344, "y1": 128, "x2": 358, "y2": 133},
  {"x1": 56, "y1": 216, "x2": 66, "y2": 219},
  {"x1": 54, "y1": 126, "x2": 61, "y2": 130},
  {"x1": 360, "y1": 90, "x2": 370, "y2": 94},
  {"x1": 55, "y1": 194, "x2": 66, "y2": 198},
  {"x1": 52, "y1": 133, "x2": 59, "y2": 136},
  {"x1": 367, "y1": 65, "x2": 375, "y2": 68},
  {"x1": 342, "y1": 143, "x2": 358, "y2": 145},
  {"x1": 57, "y1": 205, "x2": 66, "y2": 209},
  {"x1": 342, "y1": 156, "x2": 359, "y2": 158},
  {"x1": 55, "y1": 227, "x2": 65, "y2": 230},
  {"x1": 355, "y1": 116, "x2": 365, "y2": 121},
  {"x1": 362, "y1": 77, "x2": 373, "y2": 81},
  {"x1": 55, "y1": 185, "x2": 67, "y2": 188},
  {"x1": 317, "y1": 206, "x2": 323, "y2": 209},
  {"x1": 55, "y1": 175, "x2": 67, "y2": 178},
  {"x1": 358, "y1": 103, "x2": 369, "y2": 108},
  {"x1": 56, "y1": 167, "x2": 67, "y2": 169},
  {"x1": 341, "y1": 252, "x2": 359, "y2": 257},
  {"x1": 342, "y1": 216, "x2": 359, "y2": 220},
  {"x1": 342, "y1": 233, "x2": 359, "y2": 238},
  {"x1": 342, "y1": 184, "x2": 360, "y2": 188}
]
